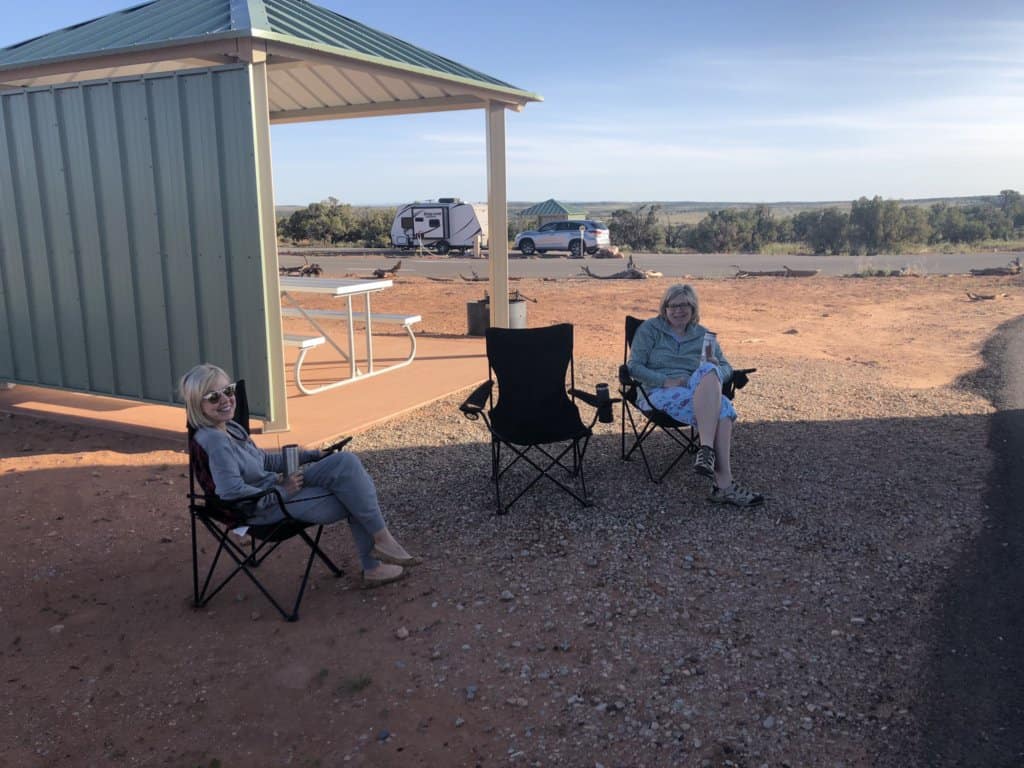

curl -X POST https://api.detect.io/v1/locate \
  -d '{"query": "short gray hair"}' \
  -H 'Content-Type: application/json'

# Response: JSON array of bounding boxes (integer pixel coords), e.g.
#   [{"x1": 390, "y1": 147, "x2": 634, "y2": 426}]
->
[
  {"x1": 658, "y1": 283, "x2": 701, "y2": 327},
  {"x1": 179, "y1": 363, "x2": 231, "y2": 429}
]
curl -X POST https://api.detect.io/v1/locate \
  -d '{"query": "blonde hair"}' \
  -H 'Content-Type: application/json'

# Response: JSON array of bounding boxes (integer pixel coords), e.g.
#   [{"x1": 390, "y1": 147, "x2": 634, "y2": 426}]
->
[
  {"x1": 179, "y1": 363, "x2": 231, "y2": 429},
  {"x1": 658, "y1": 283, "x2": 701, "y2": 327}
]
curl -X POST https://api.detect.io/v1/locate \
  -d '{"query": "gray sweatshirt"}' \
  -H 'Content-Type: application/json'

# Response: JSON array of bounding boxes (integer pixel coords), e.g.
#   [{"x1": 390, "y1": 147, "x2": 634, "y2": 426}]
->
[{"x1": 194, "y1": 421, "x2": 319, "y2": 511}]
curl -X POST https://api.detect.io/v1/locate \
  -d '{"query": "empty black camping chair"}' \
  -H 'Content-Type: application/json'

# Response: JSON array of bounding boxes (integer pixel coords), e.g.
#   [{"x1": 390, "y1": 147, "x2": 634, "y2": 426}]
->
[
  {"x1": 186, "y1": 380, "x2": 344, "y2": 622},
  {"x1": 460, "y1": 323, "x2": 617, "y2": 514},
  {"x1": 619, "y1": 315, "x2": 754, "y2": 483}
]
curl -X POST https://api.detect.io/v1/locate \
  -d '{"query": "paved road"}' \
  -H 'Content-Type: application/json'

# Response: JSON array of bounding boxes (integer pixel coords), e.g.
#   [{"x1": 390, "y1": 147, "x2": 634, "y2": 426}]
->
[
  {"x1": 922, "y1": 315, "x2": 1024, "y2": 766},
  {"x1": 279, "y1": 248, "x2": 1023, "y2": 280}
]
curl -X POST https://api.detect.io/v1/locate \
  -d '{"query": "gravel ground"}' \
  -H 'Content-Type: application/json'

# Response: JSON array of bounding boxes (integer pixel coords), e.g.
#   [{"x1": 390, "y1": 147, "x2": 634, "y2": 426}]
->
[
  {"x1": 2, "y1": 275, "x2": 1017, "y2": 767},
  {"x1": 346, "y1": 351, "x2": 993, "y2": 767}
]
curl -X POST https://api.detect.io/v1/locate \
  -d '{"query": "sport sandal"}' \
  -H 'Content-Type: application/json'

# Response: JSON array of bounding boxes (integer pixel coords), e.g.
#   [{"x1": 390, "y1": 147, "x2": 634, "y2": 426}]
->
[
  {"x1": 694, "y1": 445, "x2": 716, "y2": 477},
  {"x1": 709, "y1": 482, "x2": 764, "y2": 507}
]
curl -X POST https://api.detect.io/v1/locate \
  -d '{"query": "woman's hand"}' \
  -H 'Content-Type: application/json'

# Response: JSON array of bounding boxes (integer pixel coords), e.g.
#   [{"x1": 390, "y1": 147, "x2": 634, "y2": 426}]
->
[
  {"x1": 662, "y1": 377, "x2": 685, "y2": 388},
  {"x1": 281, "y1": 471, "x2": 304, "y2": 496}
]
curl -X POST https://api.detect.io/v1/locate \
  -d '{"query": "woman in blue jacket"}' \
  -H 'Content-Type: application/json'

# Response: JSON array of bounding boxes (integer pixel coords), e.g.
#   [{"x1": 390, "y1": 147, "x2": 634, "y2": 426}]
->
[{"x1": 628, "y1": 284, "x2": 763, "y2": 507}]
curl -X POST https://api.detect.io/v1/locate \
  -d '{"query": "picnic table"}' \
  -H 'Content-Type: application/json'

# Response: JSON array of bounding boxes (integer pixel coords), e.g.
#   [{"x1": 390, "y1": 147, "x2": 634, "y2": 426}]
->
[{"x1": 279, "y1": 276, "x2": 421, "y2": 394}]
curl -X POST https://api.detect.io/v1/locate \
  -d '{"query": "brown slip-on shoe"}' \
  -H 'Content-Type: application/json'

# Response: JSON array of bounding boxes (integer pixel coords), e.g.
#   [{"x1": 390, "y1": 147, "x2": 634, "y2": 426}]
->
[
  {"x1": 370, "y1": 546, "x2": 424, "y2": 567},
  {"x1": 361, "y1": 566, "x2": 408, "y2": 589}
]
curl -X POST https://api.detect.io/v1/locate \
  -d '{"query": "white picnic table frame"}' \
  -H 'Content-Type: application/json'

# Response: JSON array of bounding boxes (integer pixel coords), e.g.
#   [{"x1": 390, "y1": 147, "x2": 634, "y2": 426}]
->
[{"x1": 279, "y1": 276, "x2": 395, "y2": 393}]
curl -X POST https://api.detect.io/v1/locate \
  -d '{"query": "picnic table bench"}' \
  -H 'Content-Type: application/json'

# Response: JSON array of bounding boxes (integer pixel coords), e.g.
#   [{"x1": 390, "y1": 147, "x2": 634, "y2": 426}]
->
[{"x1": 279, "y1": 300, "x2": 421, "y2": 395}]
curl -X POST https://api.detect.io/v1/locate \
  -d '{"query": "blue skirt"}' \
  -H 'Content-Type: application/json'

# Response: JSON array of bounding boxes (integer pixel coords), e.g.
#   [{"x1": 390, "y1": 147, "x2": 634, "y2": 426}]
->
[{"x1": 644, "y1": 363, "x2": 737, "y2": 425}]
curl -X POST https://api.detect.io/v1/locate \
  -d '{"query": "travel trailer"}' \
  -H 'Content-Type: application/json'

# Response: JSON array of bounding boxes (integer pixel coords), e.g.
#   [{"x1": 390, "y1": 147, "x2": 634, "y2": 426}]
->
[{"x1": 390, "y1": 198, "x2": 488, "y2": 255}]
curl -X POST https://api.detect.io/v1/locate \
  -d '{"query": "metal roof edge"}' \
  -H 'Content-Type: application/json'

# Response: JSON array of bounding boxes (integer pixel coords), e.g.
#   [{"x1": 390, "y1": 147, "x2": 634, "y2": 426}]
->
[
  {"x1": 242, "y1": 0, "x2": 272, "y2": 32},
  {"x1": 0, "y1": 31, "x2": 248, "y2": 77},
  {"x1": 229, "y1": 0, "x2": 253, "y2": 30},
  {"x1": 253, "y1": 30, "x2": 542, "y2": 103}
]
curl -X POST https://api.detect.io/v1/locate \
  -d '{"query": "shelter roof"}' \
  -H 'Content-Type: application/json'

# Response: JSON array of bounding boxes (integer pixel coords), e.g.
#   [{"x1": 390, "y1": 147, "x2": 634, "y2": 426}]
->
[
  {"x1": 0, "y1": 0, "x2": 540, "y2": 121},
  {"x1": 517, "y1": 199, "x2": 587, "y2": 217}
]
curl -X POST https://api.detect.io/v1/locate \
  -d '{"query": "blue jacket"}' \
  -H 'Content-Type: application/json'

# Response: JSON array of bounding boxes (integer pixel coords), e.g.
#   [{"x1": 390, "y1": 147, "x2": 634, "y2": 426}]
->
[{"x1": 627, "y1": 316, "x2": 733, "y2": 388}]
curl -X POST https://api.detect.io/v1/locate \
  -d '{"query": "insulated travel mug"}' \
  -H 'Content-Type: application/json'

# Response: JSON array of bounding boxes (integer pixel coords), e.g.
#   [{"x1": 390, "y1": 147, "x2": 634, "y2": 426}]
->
[{"x1": 283, "y1": 444, "x2": 300, "y2": 475}]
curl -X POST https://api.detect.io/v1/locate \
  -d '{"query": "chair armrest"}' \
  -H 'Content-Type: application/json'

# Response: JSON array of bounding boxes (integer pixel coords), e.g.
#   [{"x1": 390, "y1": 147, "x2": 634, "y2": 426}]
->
[
  {"x1": 730, "y1": 367, "x2": 757, "y2": 389},
  {"x1": 459, "y1": 380, "x2": 493, "y2": 420},
  {"x1": 244, "y1": 487, "x2": 304, "y2": 524},
  {"x1": 322, "y1": 436, "x2": 353, "y2": 454},
  {"x1": 200, "y1": 486, "x2": 279, "y2": 526},
  {"x1": 569, "y1": 388, "x2": 622, "y2": 408},
  {"x1": 723, "y1": 367, "x2": 756, "y2": 400},
  {"x1": 569, "y1": 386, "x2": 621, "y2": 424}
]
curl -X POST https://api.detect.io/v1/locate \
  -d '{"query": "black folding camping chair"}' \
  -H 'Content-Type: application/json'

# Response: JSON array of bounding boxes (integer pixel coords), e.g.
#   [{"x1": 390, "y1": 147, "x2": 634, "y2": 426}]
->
[
  {"x1": 460, "y1": 323, "x2": 616, "y2": 514},
  {"x1": 186, "y1": 380, "x2": 345, "y2": 622},
  {"x1": 619, "y1": 315, "x2": 754, "y2": 483}
]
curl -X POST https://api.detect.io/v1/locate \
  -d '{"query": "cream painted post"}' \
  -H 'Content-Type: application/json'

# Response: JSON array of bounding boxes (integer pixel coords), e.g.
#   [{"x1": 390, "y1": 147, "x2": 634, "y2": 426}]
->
[
  {"x1": 248, "y1": 55, "x2": 289, "y2": 432},
  {"x1": 485, "y1": 101, "x2": 510, "y2": 328}
]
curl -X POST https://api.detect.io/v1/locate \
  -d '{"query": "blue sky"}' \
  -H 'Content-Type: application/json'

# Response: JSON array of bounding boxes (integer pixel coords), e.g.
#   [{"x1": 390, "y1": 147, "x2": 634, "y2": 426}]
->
[{"x1": 3, "y1": 0, "x2": 1022, "y2": 205}]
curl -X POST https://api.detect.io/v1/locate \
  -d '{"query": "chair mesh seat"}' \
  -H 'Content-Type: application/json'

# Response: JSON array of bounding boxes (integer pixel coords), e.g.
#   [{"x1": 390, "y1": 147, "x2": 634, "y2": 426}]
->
[{"x1": 491, "y1": 400, "x2": 588, "y2": 445}]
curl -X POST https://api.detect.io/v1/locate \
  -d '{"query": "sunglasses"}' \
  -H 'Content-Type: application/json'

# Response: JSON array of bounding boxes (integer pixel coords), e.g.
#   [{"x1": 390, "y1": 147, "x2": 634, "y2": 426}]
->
[
  {"x1": 666, "y1": 302, "x2": 692, "y2": 311},
  {"x1": 202, "y1": 383, "x2": 237, "y2": 404}
]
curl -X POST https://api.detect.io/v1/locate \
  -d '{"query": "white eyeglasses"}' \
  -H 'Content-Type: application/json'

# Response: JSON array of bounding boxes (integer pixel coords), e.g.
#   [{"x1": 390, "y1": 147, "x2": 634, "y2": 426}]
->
[{"x1": 202, "y1": 383, "x2": 237, "y2": 404}]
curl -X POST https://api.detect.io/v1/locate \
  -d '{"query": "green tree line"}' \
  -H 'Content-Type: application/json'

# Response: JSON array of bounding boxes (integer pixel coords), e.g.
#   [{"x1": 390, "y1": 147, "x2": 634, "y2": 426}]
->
[
  {"x1": 607, "y1": 190, "x2": 1024, "y2": 254},
  {"x1": 279, "y1": 191, "x2": 1024, "y2": 254},
  {"x1": 278, "y1": 197, "x2": 395, "y2": 247}
]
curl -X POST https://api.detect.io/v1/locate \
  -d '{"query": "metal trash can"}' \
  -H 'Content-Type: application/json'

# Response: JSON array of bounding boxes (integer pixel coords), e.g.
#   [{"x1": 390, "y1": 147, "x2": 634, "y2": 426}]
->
[{"x1": 466, "y1": 292, "x2": 528, "y2": 336}]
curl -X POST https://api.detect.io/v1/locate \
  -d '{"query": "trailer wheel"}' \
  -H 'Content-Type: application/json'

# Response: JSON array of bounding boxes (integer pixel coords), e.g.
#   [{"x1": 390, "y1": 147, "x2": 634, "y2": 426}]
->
[
  {"x1": 569, "y1": 239, "x2": 583, "y2": 258},
  {"x1": 518, "y1": 239, "x2": 535, "y2": 255},
  {"x1": 434, "y1": 240, "x2": 451, "y2": 255}
]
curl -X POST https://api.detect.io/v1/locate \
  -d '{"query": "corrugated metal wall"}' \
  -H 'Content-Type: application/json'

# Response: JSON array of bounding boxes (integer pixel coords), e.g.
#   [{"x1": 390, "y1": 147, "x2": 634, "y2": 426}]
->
[{"x1": 0, "y1": 65, "x2": 275, "y2": 418}]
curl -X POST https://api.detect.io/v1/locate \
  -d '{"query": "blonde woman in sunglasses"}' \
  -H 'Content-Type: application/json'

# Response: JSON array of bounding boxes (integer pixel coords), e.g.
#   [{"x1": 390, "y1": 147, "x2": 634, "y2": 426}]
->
[{"x1": 180, "y1": 363, "x2": 421, "y2": 588}]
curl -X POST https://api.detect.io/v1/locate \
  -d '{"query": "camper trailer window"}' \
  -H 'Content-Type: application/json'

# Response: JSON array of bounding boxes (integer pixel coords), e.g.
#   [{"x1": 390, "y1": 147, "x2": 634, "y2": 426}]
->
[
  {"x1": 429, "y1": 219, "x2": 440, "y2": 227},
  {"x1": 401, "y1": 217, "x2": 414, "y2": 229}
]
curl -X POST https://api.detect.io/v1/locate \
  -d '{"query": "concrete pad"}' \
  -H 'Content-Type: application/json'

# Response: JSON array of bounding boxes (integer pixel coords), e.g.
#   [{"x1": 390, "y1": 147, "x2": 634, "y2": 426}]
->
[{"x1": 0, "y1": 334, "x2": 486, "y2": 449}]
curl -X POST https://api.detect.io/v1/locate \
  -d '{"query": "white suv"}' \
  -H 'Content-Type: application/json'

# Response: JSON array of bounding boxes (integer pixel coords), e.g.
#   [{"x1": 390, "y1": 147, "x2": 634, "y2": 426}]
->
[{"x1": 514, "y1": 219, "x2": 610, "y2": 257}]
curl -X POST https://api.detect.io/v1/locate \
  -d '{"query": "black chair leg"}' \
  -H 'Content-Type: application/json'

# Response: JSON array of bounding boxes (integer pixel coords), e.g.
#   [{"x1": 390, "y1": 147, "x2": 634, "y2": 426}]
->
[
  {"x1": 191, "y1": 514, "x2": 342, "y2": 622},
  {"x1": 492, "y1": 439, "x2": 593, "y2": 513},
  {"x1": 285, "y1": 525, "x2": 326, "y2": 622},
  {"x1": 298, "y1": 527, "x2": 345, "y2": 576}
]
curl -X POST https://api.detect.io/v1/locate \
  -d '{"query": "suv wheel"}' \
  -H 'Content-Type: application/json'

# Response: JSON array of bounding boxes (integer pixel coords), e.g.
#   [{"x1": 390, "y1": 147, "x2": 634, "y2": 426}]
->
[
  {"x1": 569, "y1": 239, "x2": 583, "y2": 258},
  {"x1": 518, "y1": 239, "x2": 536, "y2": 255}
]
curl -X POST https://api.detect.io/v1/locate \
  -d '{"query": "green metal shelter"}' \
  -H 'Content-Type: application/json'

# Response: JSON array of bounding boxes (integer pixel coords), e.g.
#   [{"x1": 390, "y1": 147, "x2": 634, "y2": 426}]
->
[
  {"x1": 517, "y1": 198, "x2": 587, "y2": 227},
  {"x1": 0, "y1": 0, "x2": 540, "y2": 430}
]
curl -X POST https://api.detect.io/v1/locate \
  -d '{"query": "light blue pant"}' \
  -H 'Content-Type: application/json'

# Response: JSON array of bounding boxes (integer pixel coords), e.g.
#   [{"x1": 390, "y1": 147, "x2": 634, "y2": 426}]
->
[{"x1": 251, "y1": 451, "x2": 386, "y2": 571}]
